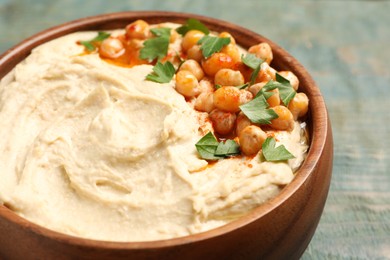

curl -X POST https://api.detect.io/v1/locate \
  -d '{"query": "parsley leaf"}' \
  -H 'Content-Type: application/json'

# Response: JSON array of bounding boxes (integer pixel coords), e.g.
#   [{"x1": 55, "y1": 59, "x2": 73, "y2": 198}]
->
[
  {"x1": 239, "y1": 95, "x2": 278, "y2": 124},
  {"x1": 176, "y1": 18, "x2": 210, "y2": 36},
  {"x1": 242, "y1": 53, "x2": 263, "y2": 70},
  {"x1": 80, "y1": 32, "x2": 111, "y2": 51},
  {"x1": 257, "y1": 73, "x2": 296, "y2": 106},
  {"x1": 236, "y1": 83, "x2": 250, "y2": 89},
  {"x1": 195, "y1": 132, "x2": 221, "y2": 160},
  {"x1": 198, "y1": 35, "x2": 231, "y2": 58},
  {"x1": 195, "y1": 132, "x2": 240, "y2": 160},
  {"x1": 249, "y1": 65, "x2": 261, "y2": 85},
  {"x1": 242, "y1": 53, "x2": 264, "y2": 85},
  {"x1": 262, "y1": 137, "x2": 295, "y2": 161},
  {"x1": 139, "y1": 28, "x2": 171, "y2": 62},
  {"x1": 215, "y1": 140, "x2": 240, "y2": 156},
  {"x1": 150, "y1": 27, "x2": 171, "y2": 37},
  {"x1": 145, "y1": 61, "x2": 176, "y2": 83},
  {"x1": 275, "y1": 73, "x2": 296, "y2": 106},
  {"x1": 259, "y1": 90, "x2": 275, "y2": 100}
]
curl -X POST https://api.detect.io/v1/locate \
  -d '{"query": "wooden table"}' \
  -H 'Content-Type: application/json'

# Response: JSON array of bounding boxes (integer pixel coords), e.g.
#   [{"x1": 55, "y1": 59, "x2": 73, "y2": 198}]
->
[{"x1": 1, "y1": 0, "x2": 389, "y2": 258}]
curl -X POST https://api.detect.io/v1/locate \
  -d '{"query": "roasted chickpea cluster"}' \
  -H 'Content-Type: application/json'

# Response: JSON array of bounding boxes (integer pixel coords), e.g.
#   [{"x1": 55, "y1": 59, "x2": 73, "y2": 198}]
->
[
  {"x1": 91, "y1": 19, "x2": 309, "y2": 157},
  {"x1": 174, "y1": 27, "x2": 308, "y2": 156}
]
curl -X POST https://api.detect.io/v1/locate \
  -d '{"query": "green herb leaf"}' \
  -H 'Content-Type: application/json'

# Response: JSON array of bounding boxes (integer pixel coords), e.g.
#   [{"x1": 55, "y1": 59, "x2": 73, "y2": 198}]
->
[
  {"x1": 275, "y1": 72, "x2": 290, "y2": 84},
  {"x1": 195, "y1": 132, "x2": 221, "y2": 160},
  {"x1": 139, "y1": 28, "x2": 171, "y2": 61},
  {"x1": 198, "y1": 35, "x2": 231, "y2": 58},
  {"x1": 80, "y1": 41, "x2": 95, "y2": 52},
  {"x1": 249, "y1": 65, "x2": 261, "y2": 85},
  {"x1": 215, "y1": 84, "x2": 222, "y2": 90},
  {"x1": 242, "y1": 53, "x2": 264, "y2": 85},
  {"x1": 145, "y1": 61, "x2": 176, "y2": 83},
  {"x1": 150, "y1": 27, "x2": 171, "y2": 37},
  {"x1": 176, "y1": 18, "x2": 210, "y2": 35},
  {"x1": 80, "y1": 31, "x2": 111, "y2": 51},
  {"x1": 239, "y1": 95, "x2": 278, "y2": 124},
  {"x1": 262, "y1": 137, "x2": 295, "y2": 161},
  {"x1": 256, "y1": 81, "x2": 278, "y2": 95},
  {"x1": 257, "y1": 74, "x2": 296, "y2": 106},
  {"x1": 195, "y1": 132, "x2": 240, "y2": 160},
  {"x1": 275, "y1": 73, "x2": 296, "y2": 106},
  {"x1": 242, "y1": 53, "x2": 263, "y2": 70},
  {"x1": 261, "y1": 90, "x2": 275, "y2": 100},
  {"x1": 215, "y1": 140, "x2": 240, "y2": 156},
  {"x1": 236, "y1": 83, "x2": 250, "y2": 89}
]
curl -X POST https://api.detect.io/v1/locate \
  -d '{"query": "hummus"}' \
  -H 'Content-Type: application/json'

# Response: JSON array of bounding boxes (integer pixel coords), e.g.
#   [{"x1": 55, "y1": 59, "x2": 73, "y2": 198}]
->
[{"x1": 0, "y1": 30, "x2": 308, "y2": 242}]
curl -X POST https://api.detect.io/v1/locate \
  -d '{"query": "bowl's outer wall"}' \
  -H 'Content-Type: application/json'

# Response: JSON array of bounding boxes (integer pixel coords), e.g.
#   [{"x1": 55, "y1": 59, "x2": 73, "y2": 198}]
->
[{"x1": 0, "y1": 11, "x2": 333, "y2": 260}]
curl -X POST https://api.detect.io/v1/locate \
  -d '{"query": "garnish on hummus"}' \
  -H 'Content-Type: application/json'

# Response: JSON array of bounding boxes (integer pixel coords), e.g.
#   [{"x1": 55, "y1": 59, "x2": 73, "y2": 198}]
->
[
  {"x1": 81, "y1": 19, "x2": 308, "y2": 160},
  {"x1": 0, "y1": 19, "x2": 309, "y2": 242}
]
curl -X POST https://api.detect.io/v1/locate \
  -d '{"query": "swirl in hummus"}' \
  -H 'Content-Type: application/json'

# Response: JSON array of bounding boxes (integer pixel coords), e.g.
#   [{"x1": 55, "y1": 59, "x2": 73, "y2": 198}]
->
[{"x1": 0, "y1": 21, "x2": 309, "y2": 242}]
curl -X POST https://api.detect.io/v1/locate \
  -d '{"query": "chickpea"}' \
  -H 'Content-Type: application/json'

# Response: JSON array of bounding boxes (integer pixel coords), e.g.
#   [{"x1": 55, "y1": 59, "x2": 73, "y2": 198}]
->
[
  {"x1": 99, "y1": 38, "x2": 125, "y2": 59},
  {"x1": 127, "y1": 38, "x2": 144, "y2": 49},
  {"x1": 256, "y1": 62, "x2": 276, "y2": 83},
  {"x1": 270, "y1": 105, "x2": 294, "y2": 131},
  {"x1": 198, "y1": 77, "x2": 214, "y2": 94},
  {"x1": 161, "y1": 49, "x2": 182, "y2": 66},
  {"x1": 236, "y1": 112, "x2": 252, "y2": 136},
  {"x1": 248, "y1": 82, "x2": 280, "y2": 107},
  {"x1": 182, "y1": 30, "x2": 205, "y2": 52},
  {"x1": 233, "y1": 61, "x2": 253, "y2": 82},
  {"x1": 248, "y1": 42, "x2": 273, "y2": 64},
  {"x1": 248, "y1": 82, "x2": 266, "y2": 96},
  {"x1": 197, "y1": 112, "x2": 214, "y2": 136},
  {"x1": 239, "y1": 125, "x2": 267, "y2": 156},
  {"x1": 115, "y1": 34, "x2": 127, "y2": 44},
  {"x1": 209, "y1": 109, "x2": 237, "y2": 135},
  {"x1": 266, "y1": 89, "x2": 281, "y2": 107},
  {"x1": 239, "y1": 89, "x2": 253, "y2": 105},
  {"x1": 213, "y1": 86, "x2": 241, "y2": 113},
  {"x1": 220, "y1": 44, "x2": 241, "y2": 63},
  {"x1": 278, "y1": 71, "x2": 299, "y2": 90},
  {"x1": 201, "y1": 53, "x2": 235, "y2": 76},
  {"x1": 125, "y1": 20, "x2": 150, "y2": 40},
  {"x1": 288, "y1": 92, "x2": 309, "y2": 120},
  {"x1": 186, "y1": 45, "x2": 203, "y2": 62},
  {"x1": 169, "y1": 29, "x2": 180, "y2": 43},
  {"x1": 219, "y1": 31, "x2": 236, "y2": 44},
  {"x1": 179, "y1": 59, "x2": 204, "y2": 81},
  {"x1": 194, "y1": 92, "x2": 215, "y2": 113},
  {"x1": 214, "y1": 69, "x2": 245, "y2": 87},
  {"x1": 175, "y1": 70, "x2": 200, "y2": 98}
]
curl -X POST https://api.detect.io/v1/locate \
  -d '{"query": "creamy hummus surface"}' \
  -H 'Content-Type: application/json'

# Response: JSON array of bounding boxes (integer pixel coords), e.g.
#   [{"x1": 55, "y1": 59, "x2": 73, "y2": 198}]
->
[{"x1": 0, "y1": 28, "x2": 308, "y2": 242}]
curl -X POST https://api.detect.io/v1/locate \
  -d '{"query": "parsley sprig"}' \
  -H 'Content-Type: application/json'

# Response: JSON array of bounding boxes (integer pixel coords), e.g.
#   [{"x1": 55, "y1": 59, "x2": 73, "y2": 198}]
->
[
  {"x1": 176, "y1": 18, "x2": 210, "y2": 36},
  {"x1": 195, "y1": 132, "x2": 240, "y2": 160},
  {"x1": 242, "y1": 53, "x2": 264, "y2": 70},
  {"x1": 141, "y1": 27, "x2": 176, "y2": 83},
  {"x1": 242, "y1": 53, "x2": 297, "y2": 106},
  {"x1": 139, "y1": 28, "x2": 171, "y2": 62},
  {"x1": 195, "y1": 132, "x2": 296, "y2": 162},
  {"x1": 262, "y1": 137, "x2": 295, "y2": 161},
  {"x1": 80, "y1": 32, "x2": 111, "y2": 51},
  {"x1": 256, "y1": 73, "x2": 296, "y2": 106},
  {"x1": 198, "y1": 35, "x2": 231, "y2": 58},
  {"x1": 177, "y1": 19, "x2": 230, "y2": 59},
  {"x1": 239, "y1": 95, "x2": 278, "y2": 124},
  {"x1": 242, "y1": 53, "x2": 264, "y2": 85},
  {"x1": 145, "y1": 61, "x2": 176, "y2": 83}
]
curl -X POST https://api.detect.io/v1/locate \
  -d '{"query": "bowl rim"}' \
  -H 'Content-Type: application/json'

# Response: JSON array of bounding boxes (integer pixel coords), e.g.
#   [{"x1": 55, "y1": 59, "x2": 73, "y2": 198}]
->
[{"x1": 0, "y1": 10, "x2": 330, "y2": 250}]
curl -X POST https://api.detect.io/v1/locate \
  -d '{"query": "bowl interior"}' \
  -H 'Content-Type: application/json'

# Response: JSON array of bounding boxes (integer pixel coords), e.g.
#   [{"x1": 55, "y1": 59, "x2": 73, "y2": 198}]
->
[{"x1": 0, "y1": 11, "x2": 330, "y2": 250}]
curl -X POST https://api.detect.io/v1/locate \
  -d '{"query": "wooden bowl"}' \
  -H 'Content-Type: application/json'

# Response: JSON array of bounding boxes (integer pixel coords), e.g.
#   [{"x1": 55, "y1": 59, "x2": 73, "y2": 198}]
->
[{"x1": 0, "y1": 11, "x2": 333, "y2": 260}]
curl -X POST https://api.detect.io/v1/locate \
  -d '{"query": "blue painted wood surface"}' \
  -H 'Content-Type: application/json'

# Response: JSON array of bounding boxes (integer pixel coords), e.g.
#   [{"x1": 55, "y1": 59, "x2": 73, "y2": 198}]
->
[{"x1": 0, "y1": 0, "x2": 389, "y2": 258}]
